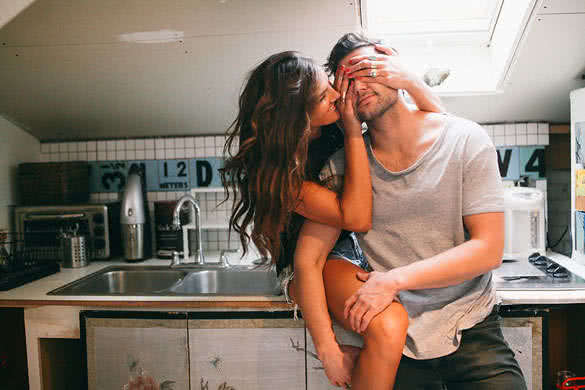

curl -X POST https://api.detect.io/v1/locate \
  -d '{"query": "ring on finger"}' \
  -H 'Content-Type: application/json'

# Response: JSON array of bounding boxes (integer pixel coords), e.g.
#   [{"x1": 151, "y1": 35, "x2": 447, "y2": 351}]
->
[{"x1": 369, "y1": 69, "x2": 377, "y2": 77}]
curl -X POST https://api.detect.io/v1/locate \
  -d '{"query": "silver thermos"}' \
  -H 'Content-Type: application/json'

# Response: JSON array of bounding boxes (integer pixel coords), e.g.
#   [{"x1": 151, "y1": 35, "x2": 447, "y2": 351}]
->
[{"x1": 121, "y1": 172, "x2": 147, "y2": 261}]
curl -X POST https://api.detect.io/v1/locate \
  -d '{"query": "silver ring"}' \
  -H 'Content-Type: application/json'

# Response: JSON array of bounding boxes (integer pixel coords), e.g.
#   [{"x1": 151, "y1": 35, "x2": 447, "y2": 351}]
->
[
  {"x1": 368, "y1": 55, "x2": 376, "y2": 61},
  {"x1": 370, "y1": 69, "x2": 377, "y2": 77}
]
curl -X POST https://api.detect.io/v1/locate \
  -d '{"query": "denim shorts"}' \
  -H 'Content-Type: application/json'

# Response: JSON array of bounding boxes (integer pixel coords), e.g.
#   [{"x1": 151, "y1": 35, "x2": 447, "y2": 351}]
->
[
  {"x1": 328, "y1": 231, "x2": 372, "y2": 271},
  {"x1": 279, "y1": 231, "x2": 371, "y2": 304}
]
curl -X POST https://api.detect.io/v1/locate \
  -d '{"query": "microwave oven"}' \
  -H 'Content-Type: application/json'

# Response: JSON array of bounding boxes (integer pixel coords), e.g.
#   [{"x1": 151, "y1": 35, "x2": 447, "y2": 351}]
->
[{"x1": 14, "y1": 202, "x2": 121, "y2": 260}]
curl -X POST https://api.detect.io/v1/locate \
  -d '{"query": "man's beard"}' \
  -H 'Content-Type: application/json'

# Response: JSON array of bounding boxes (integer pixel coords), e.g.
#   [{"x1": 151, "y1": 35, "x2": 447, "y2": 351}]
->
[{"x1": 357, "y1": 93, "x2": 396, "y2": 121}]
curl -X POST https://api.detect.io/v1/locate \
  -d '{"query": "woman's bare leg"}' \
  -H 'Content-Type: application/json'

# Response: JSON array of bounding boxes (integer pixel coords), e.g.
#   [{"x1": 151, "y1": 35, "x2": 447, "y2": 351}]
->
[{"x1": 323, "y1": 259, "x2": 408, "y2": 390}]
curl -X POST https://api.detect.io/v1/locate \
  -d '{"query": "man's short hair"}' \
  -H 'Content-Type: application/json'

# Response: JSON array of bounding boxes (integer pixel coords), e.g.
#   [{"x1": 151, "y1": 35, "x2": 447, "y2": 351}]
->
[{"x1": 325, "y1": 32, "x2": 382, "y2": 76}]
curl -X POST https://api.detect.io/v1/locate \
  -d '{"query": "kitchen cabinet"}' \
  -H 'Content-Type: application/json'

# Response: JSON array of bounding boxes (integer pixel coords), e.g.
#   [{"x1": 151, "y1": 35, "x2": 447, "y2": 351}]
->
[
  {"x1": 81, "y1": 311, "x2": 305, "y2": 390},
  {"x1": 188, "y1": 314, "x2": 305, "y2": 390}
]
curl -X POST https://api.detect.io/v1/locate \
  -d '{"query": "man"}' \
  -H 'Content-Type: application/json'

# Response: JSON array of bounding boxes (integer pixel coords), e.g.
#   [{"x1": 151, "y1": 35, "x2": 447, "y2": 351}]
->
[{"x1": 317, "y1": 33, "x2": 526, "y2": 389}]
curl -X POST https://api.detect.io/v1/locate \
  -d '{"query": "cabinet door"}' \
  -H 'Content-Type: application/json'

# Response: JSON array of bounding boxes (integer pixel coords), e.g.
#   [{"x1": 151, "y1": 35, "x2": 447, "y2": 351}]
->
[
  {"x1": 306, "y1": 323, "x2": 363, "y2": 389},
  {"x1": 83, "y1": 314, "x2": 190, "y2": 390},
  {"x1": 501, "y1": 316, "x2": 543, "y2": 390},
  {"x1": 188, "y1": 317, "x2": 306, "y2": 390}
]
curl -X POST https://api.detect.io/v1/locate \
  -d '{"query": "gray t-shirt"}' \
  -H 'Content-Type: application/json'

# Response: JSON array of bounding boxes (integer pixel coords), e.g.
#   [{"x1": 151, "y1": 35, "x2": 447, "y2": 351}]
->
[{"x1": 319, "y1": 114, "x2": 504, "y2": 359}]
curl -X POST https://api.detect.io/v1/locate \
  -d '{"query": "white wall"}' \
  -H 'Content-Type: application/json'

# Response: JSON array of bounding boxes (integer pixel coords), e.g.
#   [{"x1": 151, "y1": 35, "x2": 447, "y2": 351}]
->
[{"x1": 0, "y1": 116, "x2": 39, "y2": 229}]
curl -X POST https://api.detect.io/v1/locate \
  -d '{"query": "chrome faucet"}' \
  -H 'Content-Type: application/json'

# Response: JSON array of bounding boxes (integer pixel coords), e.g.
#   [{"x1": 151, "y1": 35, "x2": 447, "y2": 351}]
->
[{"x1": 170, "y1": 194, "x2": 205, "y2": 267}]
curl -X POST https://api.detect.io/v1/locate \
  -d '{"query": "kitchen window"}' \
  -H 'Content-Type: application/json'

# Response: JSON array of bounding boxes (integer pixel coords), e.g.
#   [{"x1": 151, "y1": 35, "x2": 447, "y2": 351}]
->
[{"x1": 361, "y1": 0, "x2": 538, "y2": 95}]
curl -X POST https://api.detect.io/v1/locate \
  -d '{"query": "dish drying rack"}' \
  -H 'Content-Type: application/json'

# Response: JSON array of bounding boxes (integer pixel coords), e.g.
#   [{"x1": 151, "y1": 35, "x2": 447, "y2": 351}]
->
[{"x1": 0, "y1": 231, "x2": 60, "y2": 291}]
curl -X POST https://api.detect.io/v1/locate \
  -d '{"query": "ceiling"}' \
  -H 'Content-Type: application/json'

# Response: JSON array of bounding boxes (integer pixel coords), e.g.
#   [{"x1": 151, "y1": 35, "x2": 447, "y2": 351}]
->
[{"x1": 1, "y1": 0, "x2": 585, "y2": 141}]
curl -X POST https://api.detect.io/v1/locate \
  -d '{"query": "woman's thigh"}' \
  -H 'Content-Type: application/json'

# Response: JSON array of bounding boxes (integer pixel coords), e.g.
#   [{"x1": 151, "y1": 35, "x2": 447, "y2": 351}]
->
[{"x1": 322, "y1": 259, "x2": 405, "y2": 333}]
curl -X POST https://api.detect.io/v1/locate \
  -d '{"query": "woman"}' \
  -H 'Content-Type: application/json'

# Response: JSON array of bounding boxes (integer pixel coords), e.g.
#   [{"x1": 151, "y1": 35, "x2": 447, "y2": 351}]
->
[{"x1": 221, "y1": 49, "x2": 443, "y2": 389}]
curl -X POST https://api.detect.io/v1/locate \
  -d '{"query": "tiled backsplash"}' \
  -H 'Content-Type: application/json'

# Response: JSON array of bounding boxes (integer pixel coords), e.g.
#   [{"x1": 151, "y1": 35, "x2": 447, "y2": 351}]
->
[{"x1": 36, "y1": 122, "x2": 555, "y2": 255}]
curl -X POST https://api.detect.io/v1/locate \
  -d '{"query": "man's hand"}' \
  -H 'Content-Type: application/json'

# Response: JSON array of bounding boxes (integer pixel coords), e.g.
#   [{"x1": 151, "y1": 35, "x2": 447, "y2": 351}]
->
[
  {"x1": 345, "y1": 45, "x2": 418, "y2": 92},
  {"x1": 124, "y1": 372, "x2": 160, "y2": 390},
  {"x1": 344, "y1": 271, "x2": 400, "y2": 333},
  {"x1": 319, "y1": 343, "x2": 361, "y2": 388},
  {"x1": 333, "y1": 64, "x2": 362, "y2": 137}
]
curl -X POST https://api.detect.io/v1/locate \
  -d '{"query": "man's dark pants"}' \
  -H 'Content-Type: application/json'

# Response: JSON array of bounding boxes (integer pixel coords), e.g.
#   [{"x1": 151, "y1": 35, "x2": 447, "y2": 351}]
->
[{"x1": 394, "y1": 307, "x2": 527, "y2": 390}]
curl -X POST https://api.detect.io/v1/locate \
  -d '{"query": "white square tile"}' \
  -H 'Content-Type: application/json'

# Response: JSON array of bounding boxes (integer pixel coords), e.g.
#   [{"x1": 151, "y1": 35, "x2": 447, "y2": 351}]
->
[
  {"x1": 135, "y1": 139, "x2": 145, "y2": 150},
  {"x1": 193, "y1": 136, "x2": 204, "y2": 148},
  {"x1": 527, "y1": 134, "x2": 538, "y2": 145},
  {"x1": 98, "y1": 151, "x2": 107, "y2": 160},
  {"x1": 516, "y1": 123, "x2": 527, "y2": 134},
  {"x1": 89, "y1": 193, "x2": 100, "y2": 202},
  {"x1": 70, "y1": 152, "x2": 79, "y2": 160},
  {"x1": 166, "y1": 149, "x2": 176, "y2": 159},
  {"x1": 106, "y1": 140, "x2": 116, "y2": 151},
  {"x1": 40, "y1": 154, "x2": 50, "y2": 162},
  {"x1": 50, "y1": 143, "x2": 59, "y2": 153},
  {"x1": 204, "y1": 146, "x2": 215, "y2": 156},
  {"x1": 215, "y1": 146, "x2": 223, "y2": 156},
  {"x1": 494, "y1": 135, "x2": 506, "y2": 146},
  {"x1": 97, "y1": 140, "x2": 107, "y2": 151},
  {"x1": 176, "y1": 149, "x2": 186, "y2": 158},
  {"x1": 493, "y1": 125, "x2": 505, "y2": 136},
  {"x1": 41, "y1": 144, "x2": 50, "y2": 153},
  {"x1": 527, "y1": 123, "x2": 538, "y2": 134},
  {"x1": 155, "y1": 149, "x2": 165, "y2": 160},
  {"x1": 155, "y1": 138, "x2": 166, "y2": 150},
  {"x1": 67, "y1": 142, "x2": 77, "y2": 152},
  {"x1": 136, "y1": 150, "x2": 145, "y2": 159},
  {"x1": 146, "y1": 150, "x2": 155, "y2": 160},
  {"x1": 173, "y1": 137, "x2": 184, "y2": 148},
  {"x1": 50, "y1": 153, "x2": 60, "y2": 162},
  {"x1": 483, "y1": 125, "x2": 493, "y2": 137},
  {"x1": 77, "y1": 142, "x2": 87, "y2": 152},
  {"x1": 538, "y1": 134, "x2": 549, "y2": 145},
  {"x1": 88, "y1": 151, "x2": 97, "y2": 161},
  {"x1": 126, "y1": 150, "x2": 136, "y2": 160},
  {"x1": 116, "y1": 140, "x2": 125, "y2": 150},
  {"x1": 215, "y1": 136, "x2": 224, "y2": 146},
  {"x1": 186, "y1": 148, "x2": 195, "y2": 158},
  {"x1": 107, "y1": 150, "x2": 117, "y2": 161},
  {"x1": 165, "y1": 138, "x2": 175, "y2": 149},
  {"x1": 195, "y1": 148, "x2": 204, "y2": 157},
  {"x1": 125, "y1": 139, "x2": 135, "y2": 150},
  {"x1": 505, "y1": 124, "x2": 515, "y2": 136},
  {"x1": 58, "y1": 143, "x2": 68, "y2": 152},
  {"x1": 116, "y1": 150, "x2": 126, "y2": 160},
  {"x1": 516, "y1": 134, "x2": 527, "y2": 145},
  {"x1": 538, "y1": 123, "x2": 549, "y2": 134},
  {"x1": 145, "y1": 139, "x2": 155, "y2": 150},
  {"x1": 204, "y1": 136, "x2": 215, "y2": 147},
  {"x1": 185, "y1": 137, "x2": 195, "y2": 148},
  {"x1": 87, "y1": 141, "x2": 97, "y2": 151},
  {"x1": 505, "y1": 135, "x2": 516, "y2": 145}
]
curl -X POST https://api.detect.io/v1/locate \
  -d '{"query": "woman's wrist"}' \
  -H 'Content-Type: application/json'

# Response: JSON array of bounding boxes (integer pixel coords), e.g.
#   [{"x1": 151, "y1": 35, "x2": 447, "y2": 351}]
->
[{"x1": 316, "y1": 339, "x2": 342, "y2": 361}]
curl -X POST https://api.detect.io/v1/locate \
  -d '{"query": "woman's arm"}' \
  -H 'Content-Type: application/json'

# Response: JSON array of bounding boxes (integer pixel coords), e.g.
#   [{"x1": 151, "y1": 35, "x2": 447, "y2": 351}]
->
[{"x1": 296, "y1": 70, "x2": 372, "y2": 232}]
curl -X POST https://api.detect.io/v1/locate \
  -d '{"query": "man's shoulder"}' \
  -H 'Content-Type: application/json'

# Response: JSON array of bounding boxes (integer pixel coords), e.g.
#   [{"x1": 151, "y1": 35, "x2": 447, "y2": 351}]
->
[{"x1": 441, "y1": 114, "x2": 492, "y2": 147}]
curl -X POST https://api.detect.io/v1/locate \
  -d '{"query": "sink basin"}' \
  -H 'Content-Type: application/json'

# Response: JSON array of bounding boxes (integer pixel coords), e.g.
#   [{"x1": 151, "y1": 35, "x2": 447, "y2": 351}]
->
[
  {"x1": 169, "y1": 269, "x2": 280, "y2": 295},
  {"x1": 47, "y1": 265, "x2": 281, "y2": 296}
]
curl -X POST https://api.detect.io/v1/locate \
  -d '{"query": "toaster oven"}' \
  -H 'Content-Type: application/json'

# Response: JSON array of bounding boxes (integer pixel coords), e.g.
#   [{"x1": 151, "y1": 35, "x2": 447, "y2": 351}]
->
[{"x1": 14, "y1": 203, "x2": 121, "y2": 260}]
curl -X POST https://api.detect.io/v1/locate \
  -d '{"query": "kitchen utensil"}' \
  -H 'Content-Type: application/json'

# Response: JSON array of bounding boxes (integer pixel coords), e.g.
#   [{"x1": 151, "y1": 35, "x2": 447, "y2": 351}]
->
[{"x1": 60, "y1": 226, "x2": 89, "y2": 268}]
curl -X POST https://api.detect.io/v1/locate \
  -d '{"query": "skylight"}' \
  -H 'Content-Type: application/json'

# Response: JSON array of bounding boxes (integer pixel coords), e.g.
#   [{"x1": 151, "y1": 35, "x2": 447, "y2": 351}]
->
[
  {"x1": 365, "y1": 0, "x2": 502, "y2": 44},
  {"x1": 362, "y1": 0, "x2": 536, "y2": 95}
]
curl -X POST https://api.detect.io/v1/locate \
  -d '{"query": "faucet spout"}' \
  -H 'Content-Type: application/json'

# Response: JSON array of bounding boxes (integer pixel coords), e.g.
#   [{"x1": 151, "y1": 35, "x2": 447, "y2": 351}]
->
[{"x1": 171, "y1": 194, "x2": 205, "y2": 267}]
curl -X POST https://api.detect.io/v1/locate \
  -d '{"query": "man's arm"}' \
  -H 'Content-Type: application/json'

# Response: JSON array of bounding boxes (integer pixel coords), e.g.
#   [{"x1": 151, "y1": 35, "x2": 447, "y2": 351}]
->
[{"x1": 344, "y1": 211, "x2": 504, "y2": 333}]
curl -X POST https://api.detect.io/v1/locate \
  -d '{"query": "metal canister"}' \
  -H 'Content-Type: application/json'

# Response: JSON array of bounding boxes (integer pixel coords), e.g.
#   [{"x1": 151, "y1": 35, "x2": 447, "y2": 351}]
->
[{"x1": 60, "y1": 234, "x2": 89, "y2": 268}]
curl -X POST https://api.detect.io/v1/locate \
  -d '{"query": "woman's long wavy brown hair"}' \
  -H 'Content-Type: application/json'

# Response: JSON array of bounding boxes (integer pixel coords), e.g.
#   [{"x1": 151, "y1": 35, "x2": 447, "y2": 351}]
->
[{"x1": 220, "y1": 51, "x2": 322, "y2": 266}]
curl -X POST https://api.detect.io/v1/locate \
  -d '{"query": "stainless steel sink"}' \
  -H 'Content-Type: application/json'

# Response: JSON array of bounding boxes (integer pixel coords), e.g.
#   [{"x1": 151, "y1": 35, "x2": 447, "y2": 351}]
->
[{"x1": 47, "y1": 265, "x2": 281, "y2": 296}]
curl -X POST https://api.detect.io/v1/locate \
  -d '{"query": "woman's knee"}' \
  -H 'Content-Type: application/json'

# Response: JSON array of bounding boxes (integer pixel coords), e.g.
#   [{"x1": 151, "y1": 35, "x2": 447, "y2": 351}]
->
[{"x1": 363, "y1": 302, "x2": 409, "y2": 350}]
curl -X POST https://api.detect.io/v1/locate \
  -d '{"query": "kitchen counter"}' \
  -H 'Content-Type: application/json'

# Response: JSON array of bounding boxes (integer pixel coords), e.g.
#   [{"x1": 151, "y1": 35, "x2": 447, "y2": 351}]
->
[
  {"x1": 0, "y1": 253, "x2": 290, "y2": 309},
  {"x1": 2, "y1": 251, "x2": 585, "y2": 307}
]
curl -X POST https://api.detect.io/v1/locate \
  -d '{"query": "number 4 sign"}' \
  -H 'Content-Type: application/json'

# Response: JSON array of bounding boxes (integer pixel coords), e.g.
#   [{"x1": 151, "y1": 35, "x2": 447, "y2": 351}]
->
[{"x1": 497, "y1": 146, "x2": 545, "y2": 180}]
